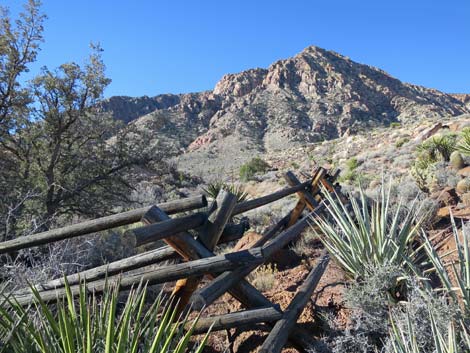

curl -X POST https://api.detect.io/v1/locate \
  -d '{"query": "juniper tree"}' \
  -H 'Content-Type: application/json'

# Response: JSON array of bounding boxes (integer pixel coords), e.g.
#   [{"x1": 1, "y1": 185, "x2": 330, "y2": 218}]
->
[{"x1": 0, "y1": 2, "x2": 159, "y2": 238}]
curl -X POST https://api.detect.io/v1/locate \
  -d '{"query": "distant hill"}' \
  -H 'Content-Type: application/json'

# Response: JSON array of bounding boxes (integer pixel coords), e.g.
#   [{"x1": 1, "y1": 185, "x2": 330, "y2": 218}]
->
[{"x1": 101, "y1": 45, "x2": 469, "y2": 177}]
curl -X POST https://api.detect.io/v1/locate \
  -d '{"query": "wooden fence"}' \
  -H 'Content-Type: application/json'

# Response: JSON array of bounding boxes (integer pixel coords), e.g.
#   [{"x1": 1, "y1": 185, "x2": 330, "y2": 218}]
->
[{"x1": 1, "y1": 167, "x2": 343, "y2": 353}]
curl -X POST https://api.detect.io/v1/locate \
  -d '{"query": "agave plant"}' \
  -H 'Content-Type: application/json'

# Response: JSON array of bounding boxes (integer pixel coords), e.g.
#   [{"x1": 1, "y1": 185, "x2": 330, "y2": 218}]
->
[
  {"x1": 311, "y1": 183, "x2": 425, "y2": 280},
  {"x1": 0, "y1": 280, "x2": 210, "y2": 353},
  {"x1": 422, "y1": 215, "x2": 470, "y2": 314},
  {"x1": 457, "y1": 127, "x2": 470, "y2": 156},
  {"x1": 202, "y1": 181, "x2": 249, "y2": 202}
]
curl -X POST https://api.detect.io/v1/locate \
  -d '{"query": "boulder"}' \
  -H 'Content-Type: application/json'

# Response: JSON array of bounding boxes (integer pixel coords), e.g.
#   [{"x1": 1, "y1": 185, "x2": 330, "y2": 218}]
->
[
  {"x1": 413, "y1": 123, "x2": 443, "y2": 142},
  {"x1": 430, "y1": 187, "x2": 459, "y2": 207},
  {"x1": 458, "y1": 166, "x2": 470, "y2": 178},
  {"x1": 450, "y1": 151, "x2": 465, "y2": 170},
  {"x1": 456, "y1": 179, "x2": 470, "y2": 195}
]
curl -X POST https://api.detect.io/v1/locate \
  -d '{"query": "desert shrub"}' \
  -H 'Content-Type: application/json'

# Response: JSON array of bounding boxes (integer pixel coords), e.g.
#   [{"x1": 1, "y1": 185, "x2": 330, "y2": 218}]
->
[
  {"x1": 249, "y1": 264, "x2": 278, "y2": 291},
  {"x1": 1, "y1": 237, "x2": 96, "y2": 291},
  {"x1": 384, "y1": 286, "x2": 464, "y2": 353},
  {"x1": 338, "y1": 157, "x2": 362, "y2": 183},
  {"x1": 239, "y1": 157, "x2": 270, "y2": 182},
  {"x1": 290, "y1": 230, "x2": 318, "y2": 257},
  {"x1": 346, "y1": 157, "x2": 359, "y2": 170},
  {"x1": 410, "y1": 154, "x2": 435, "y2": 192},
  {"x1": 0, "y1": 281, "x2": 210, "y2": 353},
  {"x1": 390, "y1": 122, "x2": 401, "y2": 128},
  {"x1": 395, "y1": 137, "x2": 409, "y2": 148},
  {"x1": 345, "y1": 265, "x2": 405, "y2": 336},
  {"x1": 311, "y1": 183, "x2": 424, "y2": 281},
  {"x1": 457, "y1": 127, "x2": 470, "y2": 156},
  {"x1": 202, "y1": 181, "x2": 249, "y2": 202}
]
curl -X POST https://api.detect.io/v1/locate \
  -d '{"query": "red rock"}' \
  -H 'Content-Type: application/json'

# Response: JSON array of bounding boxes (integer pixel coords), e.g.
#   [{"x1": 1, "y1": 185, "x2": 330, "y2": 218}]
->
[
  {"x1": 430, "y1": 187, "x2": 459, "y2": 207},
  {"x1": 458, "y1": 166, "x2": 470, "y2": 178}
]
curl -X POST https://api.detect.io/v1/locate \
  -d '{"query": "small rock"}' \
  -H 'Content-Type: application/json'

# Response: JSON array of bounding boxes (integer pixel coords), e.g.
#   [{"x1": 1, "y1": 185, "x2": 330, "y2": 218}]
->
[
  {"x1": 458, "y1": 166, "x2": 470, "y2": 178},
  {"x1": 461, "y1": 193, "x2": 470, "y2": 207},
  {"x1": 456, "y1": 179, "x2": 470, "y2": 194},
  {"x1": 233, "y1": 231, "x2": 262, "y2": 251},
  {"x1": 450, "y1": 151, "x2": 465, "y2": 170}
]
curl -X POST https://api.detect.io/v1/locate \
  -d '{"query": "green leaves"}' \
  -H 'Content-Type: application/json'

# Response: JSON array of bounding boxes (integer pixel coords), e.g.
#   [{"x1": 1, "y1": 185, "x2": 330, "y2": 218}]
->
[
  {"x1": 0, "y1": 280, "x2": 210, "y2": 353},
  {"x1": 416, "y1": 134, "x2": 457, "y2": 162},
  {"x1": 311, "y1": 182, "x2": 424, "y2": 280},
  {"x1": 456, "y1": 127, "x2": 470, "y2": 156},
  {"x1": 202, "y1": 181, "x2": 249, "y2": 202},
  {"x1": 423, "y1": 215, "x2": 470, "y2": 314}
]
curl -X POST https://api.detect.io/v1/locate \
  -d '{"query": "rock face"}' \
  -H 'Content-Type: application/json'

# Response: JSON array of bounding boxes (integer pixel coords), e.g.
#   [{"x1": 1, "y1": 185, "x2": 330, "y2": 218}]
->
[{"x1": 102, "y1": 45, "x2": 469, "y2": 177}]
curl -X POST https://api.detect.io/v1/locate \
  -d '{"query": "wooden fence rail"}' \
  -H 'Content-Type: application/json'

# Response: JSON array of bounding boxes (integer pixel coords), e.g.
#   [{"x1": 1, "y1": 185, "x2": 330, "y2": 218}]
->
[{"x1": 1, "y1": 167, "x2": 344, "y2": 353}]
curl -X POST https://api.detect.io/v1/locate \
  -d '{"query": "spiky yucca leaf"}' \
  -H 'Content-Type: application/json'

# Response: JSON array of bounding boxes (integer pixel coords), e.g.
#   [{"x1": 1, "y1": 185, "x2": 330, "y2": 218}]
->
[
  {"x1": 457, "y1": 128, "x2": 470, "y2": 156},
  {"x1": 311, "y1": 183, "x2": 424, "y2": 280},
  {"x1": 416, "y1": 134, "x2": 456, "y2": 162},
  {"x1": 202, "y1": 181, "x2": 249, "y2": 202},
  {"x1": 423, "y1": 215, "x2": 470, "y2": 314},
  {"x1": 388, "y1": 308, "x2": 470, "y2": 353},
  {"x1": 0, "y1": 280, "x2": 210, "y2": 353}
]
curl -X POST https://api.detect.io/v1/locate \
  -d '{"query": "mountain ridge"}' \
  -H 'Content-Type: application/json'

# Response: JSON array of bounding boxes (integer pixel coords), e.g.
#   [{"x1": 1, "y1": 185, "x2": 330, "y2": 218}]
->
[{"x1": 101, "y1": 45, "x2": 469, "y2": 177}]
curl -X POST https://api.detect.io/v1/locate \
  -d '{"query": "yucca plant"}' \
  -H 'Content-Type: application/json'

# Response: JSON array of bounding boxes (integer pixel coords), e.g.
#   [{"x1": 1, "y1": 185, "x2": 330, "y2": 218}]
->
[
  {"x1": 311, "y1": 183, "x2": 425, "y2": 281},
  {"x1": 0, "y1": 279, "x2": 210, "y2": 353},
  {"x1": 422, "y1": 215, "x2": 470, "y2": 314},
  {"x1": 416, "y1": 134, "x2": 456, "y2": 162},
  {"x1": 388, "y1": 308, "x2": 470, "y2": 353},
  {"x1": 457, "y1": 127, "x2": 470, "y2": 156},
  {"x1": 202, "y1": 181, "x2": 249, "y2": 202}
]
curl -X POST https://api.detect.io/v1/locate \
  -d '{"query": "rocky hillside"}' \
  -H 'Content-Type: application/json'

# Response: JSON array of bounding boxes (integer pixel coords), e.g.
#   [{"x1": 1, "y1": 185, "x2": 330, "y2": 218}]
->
[{"x1": 102, "y1": 45, "x2": 469, "y2": 178}]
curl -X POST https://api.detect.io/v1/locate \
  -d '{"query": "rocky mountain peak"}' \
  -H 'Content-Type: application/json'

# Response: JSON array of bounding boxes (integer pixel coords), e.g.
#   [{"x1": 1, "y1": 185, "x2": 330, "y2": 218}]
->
[{"x1": 102, "y1": 45, "x2": 469, "y2": 178}]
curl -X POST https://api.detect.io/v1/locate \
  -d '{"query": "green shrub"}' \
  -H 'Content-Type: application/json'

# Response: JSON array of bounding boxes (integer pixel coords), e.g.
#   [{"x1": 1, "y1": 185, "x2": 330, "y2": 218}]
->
[
  {"x1": 346, "y1": 157, "x2": 359, "y2": 170},
  {"x1": 410, "y1": 154, "x2": 436, "y2": 192},
  {"x1": 338, "y1": 157, "x2": 362, "y2": 184},
  {"x1": 390, "y1": 122, "x2": 401, "y2": 129},
  {"x1": 0, "y1": 280, "x2": 210, "y2": 353},
  {"x1": 239, "y1": 157, "x2": 269, "y2": 181},
  {"x1": 395, "y1": 137, "x2": 410, "y2": 148}
]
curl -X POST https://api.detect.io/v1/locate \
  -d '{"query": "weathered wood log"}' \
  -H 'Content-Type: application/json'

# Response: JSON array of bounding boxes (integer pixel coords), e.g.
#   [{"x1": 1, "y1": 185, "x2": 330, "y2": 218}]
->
[
  {"x1": 142, "y1": 207, "x2": 317, "y2": 352},
  {"x1": 190, "y1": 212, "x2": 291, "y2": 309},
  {"x1": 190, "y1": 210, "x2": 313, "y2": 309},
  {"x1": 288, "y1": 199, "x2": 307, "y2": 227},
  {"x1": 232, "y1": 181, "x2": 311, "y2": 216},
  {"x1": 0, "y1": 195, "x2": 207, "y2": 254},
  {"x1": 129, "y1": 212, "x2": 207, "y2": 247},
  {"x1": 15, "y1": 246, "x2": 176, "y2": 293},
  {"x1": 13, "y1": 221, "x2": 249, "y2": 294},
  {"x1": 189, "y1": 306, "x2": 283, "y2": 334},
  {"x1": 9, "y1": 248, "x2": 265, "y2": 306},
  {"x1": 172, "y1": 190, "x2": 237, "y2": 315},
  {"x1": 259, "y1": 254, "x2": 330, "y2": 353},
  {"x1": 284, "y1": 171, "x2": 320, "y2": 210},
  {"x1": 198, "y1": 190, "x2": 238, "y2": 250}
]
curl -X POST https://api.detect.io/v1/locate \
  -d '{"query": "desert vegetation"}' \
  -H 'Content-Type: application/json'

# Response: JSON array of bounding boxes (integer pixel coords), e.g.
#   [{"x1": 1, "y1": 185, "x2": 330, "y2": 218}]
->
[{"x1": 1, "y1": 1, "x2": 470, "y2": 353}]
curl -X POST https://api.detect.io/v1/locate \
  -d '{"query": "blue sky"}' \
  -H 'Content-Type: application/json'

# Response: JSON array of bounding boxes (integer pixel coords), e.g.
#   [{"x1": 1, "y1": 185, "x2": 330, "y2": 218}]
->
[{"x1": 4, "y1": 0, "x2": 469, "y2": 97}]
